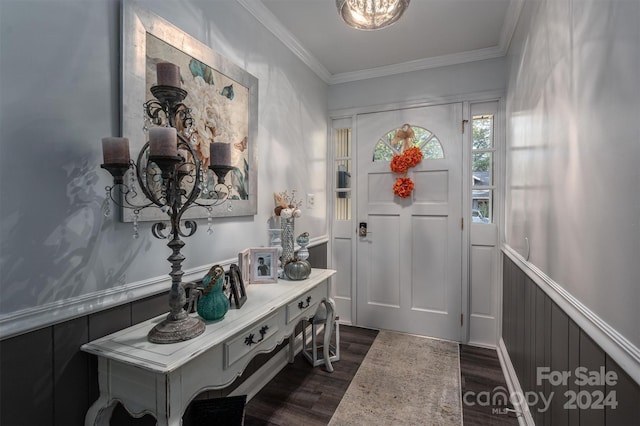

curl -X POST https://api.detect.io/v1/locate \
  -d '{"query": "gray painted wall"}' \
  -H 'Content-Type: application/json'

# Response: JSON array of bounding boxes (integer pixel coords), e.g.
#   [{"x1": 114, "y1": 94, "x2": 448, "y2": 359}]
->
[
  {"x1": 504, "y1": 0, "x2": 640, "y2": 348},
  {"x1": 328, "y1": 57, "x2": 506, "y2": 112},
  {"x1": 0, "y1": 0, "x2": 328, "y2": 325}
]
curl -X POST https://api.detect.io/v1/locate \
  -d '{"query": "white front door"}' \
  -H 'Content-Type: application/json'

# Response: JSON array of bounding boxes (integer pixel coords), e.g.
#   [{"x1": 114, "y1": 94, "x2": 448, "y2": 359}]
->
[{"x1": 355, "y1": 104, "x2": 463, "y2": 341}]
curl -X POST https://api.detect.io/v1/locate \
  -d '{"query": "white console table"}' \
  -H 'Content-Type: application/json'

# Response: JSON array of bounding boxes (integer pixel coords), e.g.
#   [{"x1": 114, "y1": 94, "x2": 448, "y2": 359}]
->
[{"x1": 82, "y1": 268, "x2": 336, "y2": 426}]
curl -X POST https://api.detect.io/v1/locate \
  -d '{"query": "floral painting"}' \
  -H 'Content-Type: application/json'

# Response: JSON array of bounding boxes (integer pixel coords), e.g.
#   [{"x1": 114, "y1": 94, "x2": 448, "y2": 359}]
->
[
  {"x1": 146, "y1": 34, "x2": 250, "y2": 201},
  {"x1": 122, "y1": 2, "x2": 258, "y2": 222}
]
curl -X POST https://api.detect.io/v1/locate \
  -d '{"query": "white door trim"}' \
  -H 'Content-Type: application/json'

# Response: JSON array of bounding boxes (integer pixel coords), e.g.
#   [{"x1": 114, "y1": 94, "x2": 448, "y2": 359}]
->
[{"x1": 328, "y1": 92, "x2": 506, "y2": 345}]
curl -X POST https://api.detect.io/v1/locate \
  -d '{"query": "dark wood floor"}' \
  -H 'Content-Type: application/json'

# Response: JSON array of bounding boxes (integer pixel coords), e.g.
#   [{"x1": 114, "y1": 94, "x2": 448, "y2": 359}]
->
[
  {"x1": 244, "y1": 325, "x2": 519, "y2": 426},
  {"x1": 460, "y1": 344, "x2": 520, "y2": 425},
  {"x1": 244, "y1": 325, "x2": 379, "y2": 426}
]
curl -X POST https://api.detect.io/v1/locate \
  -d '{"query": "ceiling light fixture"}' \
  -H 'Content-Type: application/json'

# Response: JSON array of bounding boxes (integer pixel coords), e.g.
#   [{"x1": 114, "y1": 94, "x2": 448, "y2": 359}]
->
[{"x1": 336, "y1": 0, "x2": 410, "y2": 31}]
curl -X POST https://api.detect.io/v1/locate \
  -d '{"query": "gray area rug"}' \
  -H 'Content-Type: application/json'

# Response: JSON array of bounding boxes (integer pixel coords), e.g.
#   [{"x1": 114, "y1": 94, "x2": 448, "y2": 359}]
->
[{"x1": 328, "y1": 330, "x2": 462, "y2": 426}]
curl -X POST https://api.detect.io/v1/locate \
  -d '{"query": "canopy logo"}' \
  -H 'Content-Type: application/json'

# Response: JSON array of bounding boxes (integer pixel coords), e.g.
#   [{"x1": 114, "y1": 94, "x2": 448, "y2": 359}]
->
[{"x1": 463, "y1": 366, "x2": 619, "y2": 414}]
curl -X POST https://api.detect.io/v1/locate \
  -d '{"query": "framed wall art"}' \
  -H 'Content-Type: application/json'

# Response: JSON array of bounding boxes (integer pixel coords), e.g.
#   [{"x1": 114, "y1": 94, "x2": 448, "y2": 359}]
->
[
  {"x1": 249, "y1": 248, "x2": 278, "y2": 284},
  {"x1": 121, "y1": 1, "x2": 258, "y2": 222}
]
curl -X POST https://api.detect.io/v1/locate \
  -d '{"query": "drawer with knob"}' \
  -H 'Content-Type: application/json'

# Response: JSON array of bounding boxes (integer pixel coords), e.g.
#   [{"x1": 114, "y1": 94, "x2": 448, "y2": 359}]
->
[
  {"x1": 224, "y1": 312, "x2": 280, "y2": 369},
  {"x1": 285, "y1": 282, "x2": 327, "y2": 325}
]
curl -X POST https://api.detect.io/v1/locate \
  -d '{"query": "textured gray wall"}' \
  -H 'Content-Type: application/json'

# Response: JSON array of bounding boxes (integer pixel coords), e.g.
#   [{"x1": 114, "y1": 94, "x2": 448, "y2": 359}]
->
[
  {"x1": 0, "y1": 0, "x2": 329, "y2": 325},
  {"x1": 504, "y1": 0, "x2": 640, "y2": 348},
  {"x1": 327, "y1": 57, "x2": 507, "y2": 112}
]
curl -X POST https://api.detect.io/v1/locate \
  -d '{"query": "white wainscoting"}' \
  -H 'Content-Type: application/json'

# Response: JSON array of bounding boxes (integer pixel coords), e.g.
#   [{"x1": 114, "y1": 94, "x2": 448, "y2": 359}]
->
[{"x1": 502, "y1": 244, "x2": 640, "y2": 386}]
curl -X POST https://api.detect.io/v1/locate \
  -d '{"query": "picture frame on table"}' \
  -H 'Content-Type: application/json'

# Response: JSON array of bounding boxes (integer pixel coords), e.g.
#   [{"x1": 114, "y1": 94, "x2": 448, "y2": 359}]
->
[
  {"x1": 238, "y1": 248, "x2": 251, "y2": 285},
  {"x1": 227, "y1": 264, "x2": 247, "y2": 308},
  {"x1": 249, "y1": 248, "x2": 279, "y2": 284},
  {"x1": 222, "y1": 272, "x2": 232, "y2": 300}
]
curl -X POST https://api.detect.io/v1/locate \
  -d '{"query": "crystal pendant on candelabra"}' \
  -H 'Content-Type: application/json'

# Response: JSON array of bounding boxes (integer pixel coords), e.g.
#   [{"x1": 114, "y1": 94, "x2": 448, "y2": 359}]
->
[
  {"x1": 132, "y1": 212, "x2": 139, "y2": 239},
  {"x1": 142, "y1": 105, "x2": 150, "y2": 132},
  {"x1": 129, "y1": 163, "x2": 136, "y2": 193},
  {"x1": 207, "y1": 207, "x2": 213, "y2": 235},
  {"x1": 198, "y1": 168, "x2": 205, "y2": 192},
  {"x1": 101, "y1": 195, "x2": 111, "y2": 217}
]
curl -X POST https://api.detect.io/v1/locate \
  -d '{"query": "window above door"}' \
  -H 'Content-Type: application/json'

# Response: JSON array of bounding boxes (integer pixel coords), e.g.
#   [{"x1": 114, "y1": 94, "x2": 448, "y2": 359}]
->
[{"x1": 372, "y1": 125, "x2": 444, "y2": 161}]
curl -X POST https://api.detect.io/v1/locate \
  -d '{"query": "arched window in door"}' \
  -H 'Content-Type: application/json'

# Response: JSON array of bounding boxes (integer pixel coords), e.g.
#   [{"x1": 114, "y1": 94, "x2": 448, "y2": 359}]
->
[{"x1": 372, "y1": 125, "x2": 444, "y2": 161}]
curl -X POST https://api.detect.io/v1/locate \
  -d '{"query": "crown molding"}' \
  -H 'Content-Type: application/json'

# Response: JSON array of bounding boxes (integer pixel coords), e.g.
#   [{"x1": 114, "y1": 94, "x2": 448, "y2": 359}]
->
[
  {"x1": 236, "y1": 0, "x2": 332, "y2": 84},
  {"x1": 498, "y1": 0, "x2": 525, "y2": 53},
  {"x1": 329, "y1": 46, "x2": 505, "y2": 84},
  {"x1": 238, "y1": 0, "x2": 524, "y2": 85}
]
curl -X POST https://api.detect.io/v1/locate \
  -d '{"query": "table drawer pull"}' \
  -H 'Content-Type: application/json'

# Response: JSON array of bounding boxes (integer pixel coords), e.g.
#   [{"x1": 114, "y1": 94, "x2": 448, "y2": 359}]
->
[
  {"x1": 298, "y1": 296, "x2": 312, "y2": 310},
  {"x1": 244, "y1": 325, "x2": 269, "y2": 346},
  {"x1": 225, "y1": 314, "x2": 280, "y2": 368},
  {"x1": 285, "y1": 282, "x2": 328, "y2": 324}
]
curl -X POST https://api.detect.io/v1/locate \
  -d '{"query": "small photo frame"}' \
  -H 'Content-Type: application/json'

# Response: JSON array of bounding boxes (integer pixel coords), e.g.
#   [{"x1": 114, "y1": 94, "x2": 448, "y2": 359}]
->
[
  {"x1": 249, "y1": 247, "x2": 278, "y2": 284},
  {"x1": 238, "y1": 249, "x2": 251, "y2": 285},
  {"x1": 228, "y1": 264, "x2": 247, "y2": 309},
  {"x1": 222, "y1": 272, "x2": 232, "y2": 300}
]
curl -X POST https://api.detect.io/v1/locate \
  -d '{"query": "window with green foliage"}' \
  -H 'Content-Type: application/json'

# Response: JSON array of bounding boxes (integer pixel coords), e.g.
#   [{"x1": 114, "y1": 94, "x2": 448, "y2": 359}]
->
[
  {"x1": 373, "y1": 126, "x2": 444, "y2": 161},
  {"x1": 471, "y1": 114, "x2": 494, "y2": 223},
  {"x1": 335, "y1": 128, "x2": 351, "y2": 220}
]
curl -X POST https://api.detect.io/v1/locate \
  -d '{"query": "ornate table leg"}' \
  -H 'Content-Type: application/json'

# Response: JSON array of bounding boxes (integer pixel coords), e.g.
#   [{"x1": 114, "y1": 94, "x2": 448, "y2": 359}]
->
[
  {"x1": 322, "y1": 298, "x2": 336, "y2": 372},
  {"x1": 85, "y1": 358, "x2": 118, "y2": 426},
  {"x1": 288, "y1": 335, "x2": 295, "y2": 363},
  {"x1": 85, "y1": 395, "x2": 117, "y2": 426},
  {"x1": 154, "y1": 412, "x2": 183, "y2": 426}
]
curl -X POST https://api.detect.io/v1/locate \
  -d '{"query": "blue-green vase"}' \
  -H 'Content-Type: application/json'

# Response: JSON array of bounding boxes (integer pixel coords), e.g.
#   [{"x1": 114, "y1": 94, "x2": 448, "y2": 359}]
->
[{"x1": 197, "y1": 265, "x2": 229, "y2": 321}]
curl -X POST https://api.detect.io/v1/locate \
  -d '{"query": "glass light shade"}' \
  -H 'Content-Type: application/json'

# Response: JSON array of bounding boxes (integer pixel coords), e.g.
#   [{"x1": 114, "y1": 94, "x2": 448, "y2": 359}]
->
[{"x1": 336, "y1": 0, "x2": 410, "y2": 30}]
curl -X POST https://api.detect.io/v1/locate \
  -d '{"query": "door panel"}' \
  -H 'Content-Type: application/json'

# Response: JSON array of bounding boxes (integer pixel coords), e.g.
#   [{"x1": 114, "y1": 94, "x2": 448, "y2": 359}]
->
[
  {"x1": 413, "y1": 170, "x2": 449, "y2": 202},
  {"x1": 411, "y1": 215, "x2": 448, "y2": 312},
  {"x1": 367, "y1": 214, "x2": 401, "y2": 307},
  {"x1": 356, "y1": 103, "x2": 462, "y2": 341}
]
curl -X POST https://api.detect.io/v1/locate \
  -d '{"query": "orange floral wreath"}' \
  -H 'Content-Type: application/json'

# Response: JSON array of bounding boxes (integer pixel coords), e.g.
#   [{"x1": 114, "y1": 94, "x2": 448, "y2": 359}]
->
[
  {"x1": 403, "y1": 146, "x2": 423, "y2": 167},
  {"x1": 390, "y1": 128, "x2": 423, "y2": 198},
  {"x1": 393, "y1": 177, "x2": 415, "y2": 198},
  {"x1": 390, "y1": 154, "x2": 411, "y2": 174}
]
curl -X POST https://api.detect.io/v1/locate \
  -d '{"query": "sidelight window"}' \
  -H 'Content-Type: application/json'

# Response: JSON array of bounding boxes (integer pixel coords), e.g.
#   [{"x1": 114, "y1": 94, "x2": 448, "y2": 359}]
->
[
  {"x1": 334, "y1": 128, "x2": 351, "y2": 220},
  {"x1": 471, "y1": 114, "x2": 495, "y2": 223}
]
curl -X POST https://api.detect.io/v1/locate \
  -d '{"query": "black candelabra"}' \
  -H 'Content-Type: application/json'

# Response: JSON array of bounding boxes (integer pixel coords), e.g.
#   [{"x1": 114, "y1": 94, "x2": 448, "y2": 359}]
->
[{"x1": 101, "y1": 82, "x2": 236, "y2": 344}]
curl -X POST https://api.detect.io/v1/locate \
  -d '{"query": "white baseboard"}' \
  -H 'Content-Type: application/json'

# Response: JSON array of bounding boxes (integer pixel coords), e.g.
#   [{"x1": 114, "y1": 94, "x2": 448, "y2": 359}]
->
[{"x1": 496, "y1": 338, "x2": 534, "y2": 426}]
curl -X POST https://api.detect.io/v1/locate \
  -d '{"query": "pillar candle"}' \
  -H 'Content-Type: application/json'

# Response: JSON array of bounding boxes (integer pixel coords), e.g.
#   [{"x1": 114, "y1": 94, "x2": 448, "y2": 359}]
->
[
  {"x1": 149, "y1": 127, "x2": 178, "y2": 157},
  {"x1": 156, "y1": 62, "x2": 181, "y2": 88},
  {"x1": 102, "y1": 137, "x2": 130, "y2": 164},
  {"x1": 210, "y1": 142, "x2": 231, "y2": 166}
]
